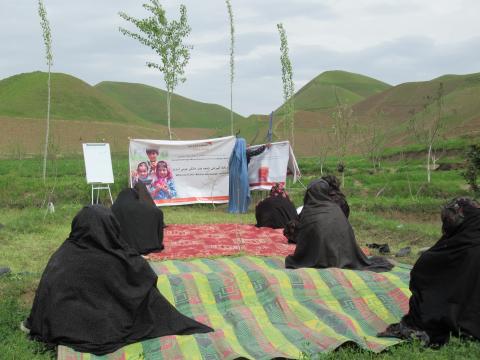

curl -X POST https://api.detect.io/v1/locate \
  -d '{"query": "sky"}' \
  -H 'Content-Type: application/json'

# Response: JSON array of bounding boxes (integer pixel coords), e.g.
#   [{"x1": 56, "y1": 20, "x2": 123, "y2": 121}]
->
[{"x1": 1, "y1": 0, "x2": 480, "y2": 116}]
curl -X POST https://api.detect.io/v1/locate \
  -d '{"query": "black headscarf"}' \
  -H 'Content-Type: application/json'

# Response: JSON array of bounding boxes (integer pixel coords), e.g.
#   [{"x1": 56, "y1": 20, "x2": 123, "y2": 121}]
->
[
  {"x1": 255, "y1": 183, "x2": 298, "y2": 229},
  {"x1": 112, "y1": 183, "x2": 165, "y2": 255},
  {"x1": 381, "y1": 198, "x2": 480, "y2": 345},
  {"x1": 322, "y1": 175, "x2": 350, "y2": 218},
  {"x1": 26, "y1": 205, "x2": 212, "y2": 355},
  {"x1": 285, "y1": 179, "x2": 392, "y2": 272}
]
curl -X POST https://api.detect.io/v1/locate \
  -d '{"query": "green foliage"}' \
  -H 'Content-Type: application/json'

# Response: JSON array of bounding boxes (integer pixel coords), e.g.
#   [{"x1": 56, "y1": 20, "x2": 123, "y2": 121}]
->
[
  {"x1": 225, "y1": 0, "x2": 235, "y2": 135},
  {"x1": 119, "y1": 0, "x2": 192, "y2": 139},
  {"x1": 277, "y1": 23, "x2": 295, "y2": 147},
  {"x1": 37, "y1": 0, "x2": 52, "y2": 67},
  {"x1": 38, "y1": 0, "x2": 53, "y2": 183},
  {"x1": 462, "y1": 144, "x2": 480, "y2": 194}
]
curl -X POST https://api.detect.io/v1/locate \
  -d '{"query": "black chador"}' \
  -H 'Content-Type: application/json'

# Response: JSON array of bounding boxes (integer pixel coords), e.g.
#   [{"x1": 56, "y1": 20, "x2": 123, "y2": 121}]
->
[
  {"x1": 379, "y1": 198, "x2": 480, "y2": 345},
  {"x1": 112, "y1": 183, "x2": 165, "y2": 255},
  {"x1": 26, "y1": 205, "x2": 212, "y2": 355},
  {"x1": 285, "y1": 179, "x2": 392, "y2": 272}
]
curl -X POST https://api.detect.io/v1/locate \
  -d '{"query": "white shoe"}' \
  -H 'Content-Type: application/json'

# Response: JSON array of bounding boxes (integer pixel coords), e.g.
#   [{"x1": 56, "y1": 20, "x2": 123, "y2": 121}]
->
[{"x1": 20, "y1": 320, "x2": 30, "y2": 335}]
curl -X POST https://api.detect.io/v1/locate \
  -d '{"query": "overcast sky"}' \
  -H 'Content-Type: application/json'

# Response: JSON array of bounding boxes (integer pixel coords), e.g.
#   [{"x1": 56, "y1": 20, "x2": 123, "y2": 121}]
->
[{"x1": 1, "y1": 0, "x2": 480, "y2": 116}]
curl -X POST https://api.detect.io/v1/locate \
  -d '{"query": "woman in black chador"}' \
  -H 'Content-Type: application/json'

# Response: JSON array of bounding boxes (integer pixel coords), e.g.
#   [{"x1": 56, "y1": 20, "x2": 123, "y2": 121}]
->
[
  {"x1": 379, "y1": 197, "x2": 480, "y2": 346},
  {"x1": 112, "y1": 182, "x2": 165, "y2": 255},
  {"x1": 255, "y1": 183, "x2": 298, "y2": 229},
  {"x1": 25, "y1": 205, "x2": 212, "y2": 355},
  {"x1": 285, "y1": 179, "x2": 392, "y2": 272}
]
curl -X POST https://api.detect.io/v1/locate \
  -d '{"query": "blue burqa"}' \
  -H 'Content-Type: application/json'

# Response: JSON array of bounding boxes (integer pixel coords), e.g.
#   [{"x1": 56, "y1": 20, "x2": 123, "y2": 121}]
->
[{"x1": 228, "y1": 138, "x2": 250, "y2": 213}]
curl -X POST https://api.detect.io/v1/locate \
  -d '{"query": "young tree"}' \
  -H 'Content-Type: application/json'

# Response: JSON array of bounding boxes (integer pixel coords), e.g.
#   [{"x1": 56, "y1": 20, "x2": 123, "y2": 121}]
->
[
  {"x1": 356, "y1": 110, "x2": 386, "y2": 171},
  {"x1": 463, "y1": 144, "x2": 480, "y2": 195},
  {"x1": 119, "y1": 1, "x2": 192, "y2": 139},
  {"x1": 408, "y1": 82, "x2": 446, "y2": 183},
  {"x1": 38, "y1": 0, "x2": 53, "y2": 183},
  {"x1": 277, "y1": 23, "x2": 295, "y2": 148},
  {"x1": 225, "y1": 0, "x2": 235, "y2": 135},
  {"x1": 332, "y1": 88, "x2": 354, "y2": 186}
]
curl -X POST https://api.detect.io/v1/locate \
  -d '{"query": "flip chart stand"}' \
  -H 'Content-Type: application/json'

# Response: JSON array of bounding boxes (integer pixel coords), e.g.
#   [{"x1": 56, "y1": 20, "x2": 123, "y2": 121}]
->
[
  {"x1": 82, "y1": 143, "x2": 115, "y2": 205},
  {"x1": 91, "y1": 184, "x2": 113, "y2": 205}
]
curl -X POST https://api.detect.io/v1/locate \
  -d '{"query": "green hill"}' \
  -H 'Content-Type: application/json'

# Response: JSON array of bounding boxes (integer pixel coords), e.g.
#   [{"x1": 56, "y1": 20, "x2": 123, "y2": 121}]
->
[
  {"x1": 0, "y1": 71, "x2": 146, "y2": 123},
  {"x1": 95, "y1": 81, "x2": 247, "y2": 132},
  {"x1": 352, "y1": 72, "x2": 480, "y2": 139},
  {"x1": 278, "y1": 70, "x2": 392, "y2": 113}
]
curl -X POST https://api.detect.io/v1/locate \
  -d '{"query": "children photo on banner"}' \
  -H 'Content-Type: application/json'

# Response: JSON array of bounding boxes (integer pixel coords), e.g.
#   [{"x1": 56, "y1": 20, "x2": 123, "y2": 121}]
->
[
  {"x1": 248, "y1": 141, "x2": 300, "y2": 190},
  {"x1": 129, "y1": 136, "x2": 236, "y2": 206}
]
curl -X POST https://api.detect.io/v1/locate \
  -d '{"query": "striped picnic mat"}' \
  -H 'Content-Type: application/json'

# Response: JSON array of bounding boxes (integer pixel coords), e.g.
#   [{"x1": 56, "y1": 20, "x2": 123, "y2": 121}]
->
[{"x1": 58, "y1": 256, "x2": 411, "y2": 360}]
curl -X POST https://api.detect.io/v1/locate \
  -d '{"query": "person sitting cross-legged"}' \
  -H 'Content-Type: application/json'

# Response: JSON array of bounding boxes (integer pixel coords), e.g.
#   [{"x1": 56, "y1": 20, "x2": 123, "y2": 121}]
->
[
  {"x1": 255, "y1": 183, "x2": 298, "y2": 230},
  {"x1": 285, "y1": 178, "x2": 393, "y2": 272},
  {"x1": 112, "y1": 182, "x2": 165, "y2": 255},
  {"x1": 378, "y1": 197, "x2": 480, "y2": 346},
  {"x1": 24, "y1": 205, "x2": 212, "y2": 355}
]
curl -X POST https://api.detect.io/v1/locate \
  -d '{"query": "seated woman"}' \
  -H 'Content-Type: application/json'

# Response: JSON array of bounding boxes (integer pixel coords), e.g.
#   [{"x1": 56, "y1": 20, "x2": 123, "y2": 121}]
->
[
  {"x1": 24, "y1": 205, "x2": 212, "y2": 355},
  {"x1": 285, "y1": 179, "x2": 392, "y2": 272},
  {"x1": 322, "y1": 174, "x2": 350, "y2": 218},
  {"x1": 112, "y1": 182, "x2": 165, "y2": 255},
  {"x1": 379, "y1": 197, "x2": 480, "y2": 346},
  {"x1": 255, "y1": 183, "x2": 298, "y2": 229}
]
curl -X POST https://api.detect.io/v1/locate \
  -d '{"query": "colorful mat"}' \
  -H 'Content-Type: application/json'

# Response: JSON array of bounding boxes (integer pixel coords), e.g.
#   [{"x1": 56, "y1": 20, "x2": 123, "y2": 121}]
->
[
  {"x1": 146, "y1": 224, "x2": 297, "y2": 260},
  {"x1": 58, "y1": 256, "x2": 411, "y2": 360}
]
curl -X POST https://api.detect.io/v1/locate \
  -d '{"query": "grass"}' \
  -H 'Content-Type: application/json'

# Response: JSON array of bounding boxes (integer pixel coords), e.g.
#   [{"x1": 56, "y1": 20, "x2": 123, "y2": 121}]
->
[
  {"x1": 0, "y1": 72, "x2": 146, "y2": 124},
  {"x1": 278, "y1": 70, "x2": 391, "y2": 114},
  {"x1": 1, "y1": 150, "x2": 479, "y2": 359},
  {"x1": 95, "y1": 81, "x2": 249, "y2": 132}
]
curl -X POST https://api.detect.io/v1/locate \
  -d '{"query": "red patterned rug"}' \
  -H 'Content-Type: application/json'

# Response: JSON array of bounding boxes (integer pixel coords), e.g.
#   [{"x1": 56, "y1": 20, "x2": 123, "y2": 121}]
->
[{"x1": 146, "y1": 224, "x2": 295, "y2": 260}]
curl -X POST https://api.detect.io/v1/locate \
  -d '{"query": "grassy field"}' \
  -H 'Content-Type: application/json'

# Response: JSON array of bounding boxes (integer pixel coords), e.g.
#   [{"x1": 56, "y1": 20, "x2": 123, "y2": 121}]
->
[{"x1": 1, "y1": 146, "x2": 479, "y2": 359}]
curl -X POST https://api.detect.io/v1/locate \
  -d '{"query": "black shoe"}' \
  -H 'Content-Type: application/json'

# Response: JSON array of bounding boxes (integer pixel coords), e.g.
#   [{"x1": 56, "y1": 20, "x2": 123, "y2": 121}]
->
[
  {"x1": 395, "y1": 247, "x2": 411, "y2": 257},
  {"x1": 367, "y1": 243, "x2": 390, "y2": 254},
  {"x1": 379, "y1": 244, "x2": 390, "y2": 254}
]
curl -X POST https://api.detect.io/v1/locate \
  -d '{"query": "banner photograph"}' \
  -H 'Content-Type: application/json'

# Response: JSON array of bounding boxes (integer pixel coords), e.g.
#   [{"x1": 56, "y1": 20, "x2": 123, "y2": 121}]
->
[
  {"x1": 248, "y1": 141, "x2": 301, "y2": 190},
  {"x1": 129, "y1": 136, "x2": 236, "y2": 206}
]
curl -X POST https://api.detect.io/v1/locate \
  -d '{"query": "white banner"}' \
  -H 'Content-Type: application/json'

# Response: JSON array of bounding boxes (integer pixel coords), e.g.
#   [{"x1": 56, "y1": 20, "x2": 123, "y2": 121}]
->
[
  {"x1": 129, "y1": 136, "x2": 236, "y2": 206},
  {"x1": 247, "y1": 141, "x2": 301, "y2": 190}
]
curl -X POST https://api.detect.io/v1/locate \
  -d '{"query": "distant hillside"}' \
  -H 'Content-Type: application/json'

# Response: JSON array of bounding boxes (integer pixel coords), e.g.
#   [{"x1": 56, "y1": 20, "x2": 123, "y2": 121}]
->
[
  {"x1": 270, "y1": 71, "x2": 480, "y2": 154},
  {"x1": 95, "y1": 81, "x2": 247, "y2": 133},
  {"x1": 352, "y1": 72, "x2": 480, "y2": 146},
  {"x1": 0, "y1": 72, "x2": 146, "y2": 124},
  {"x1": 2, "y1": 70, "x2": 480, "y2": 156},
  {"x1": 277, "y1": 70, "x2": 391, "y2": 114}
]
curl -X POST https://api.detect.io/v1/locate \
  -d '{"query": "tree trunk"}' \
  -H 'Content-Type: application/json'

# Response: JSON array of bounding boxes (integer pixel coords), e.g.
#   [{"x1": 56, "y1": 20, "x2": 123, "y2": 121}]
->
[
  {"x1": 230, "y1": 81, "x2": 233, "y2": 136},
  {"x1": 320, "y1": 162, "x2": 323, "y2": 175},
  {"x1": 42, "y1": 67, "x2": 51, "y2": 183},
  {"x1": 290, "y1": 112, "x2": 295, "y2": 150},
  {"x1": 167, "y1": 91, "x2": 172, "y2": 140},
  {"x1": 427, "y1": 144, "x2": 432, "y2": 183}
]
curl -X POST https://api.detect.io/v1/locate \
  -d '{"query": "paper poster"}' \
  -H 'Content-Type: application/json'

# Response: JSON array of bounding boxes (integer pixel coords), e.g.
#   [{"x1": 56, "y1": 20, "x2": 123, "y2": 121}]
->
[
  {"x1": 129, "y1": 136, "x2": 236, "y2": 206},
  {"x1": 247, "y1": 141, "x2": 301, "y2": 190}
]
